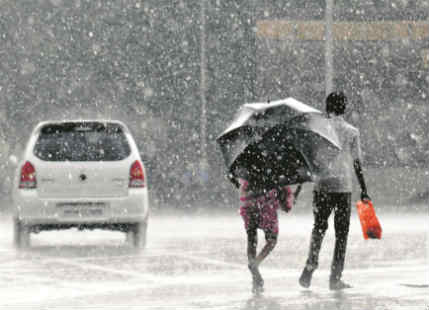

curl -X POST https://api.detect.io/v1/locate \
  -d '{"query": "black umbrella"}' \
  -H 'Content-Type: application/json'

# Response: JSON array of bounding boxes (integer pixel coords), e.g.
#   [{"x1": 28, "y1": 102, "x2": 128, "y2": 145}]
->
[{"x1": 216, "y1": 98, "x2": 341, "y2": 192}]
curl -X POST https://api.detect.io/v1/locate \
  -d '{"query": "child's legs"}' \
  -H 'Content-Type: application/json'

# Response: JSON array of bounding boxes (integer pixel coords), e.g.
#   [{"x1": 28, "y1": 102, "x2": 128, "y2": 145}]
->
[
  {"x1": 246, "y1": 228, "x2": 258, "y2": 263},
  {"x1": 252, "y1": 201, "x2": 279, "y2": 266},
  {"x1": 246, "y1": 227, "x2": 264, "y2": 287},
  {"x1": 245, "y1": 216, "x2": 277, "y2": 291},
  {"x1": 241, "y1": 204, "x2": 259, "y2": 263},
  {"x1": 253, "y1": 229, "x2": 277, "y2": 266},
  {"x1": 247, "y1": 229, "x2": 277, "y2": 291},
  {"x1": 243, "y1": 202, "x2": 278, "y2": 266}
]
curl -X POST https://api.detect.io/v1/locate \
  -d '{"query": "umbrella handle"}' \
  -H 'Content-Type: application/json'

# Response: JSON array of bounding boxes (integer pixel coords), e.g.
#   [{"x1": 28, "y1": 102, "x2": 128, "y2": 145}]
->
[
  {"x1": 228, "y1": 173, "x2": 240, "y2": 189},
  {"x1": 293, "y1": 184, "x2": 302, "y2": 204}
]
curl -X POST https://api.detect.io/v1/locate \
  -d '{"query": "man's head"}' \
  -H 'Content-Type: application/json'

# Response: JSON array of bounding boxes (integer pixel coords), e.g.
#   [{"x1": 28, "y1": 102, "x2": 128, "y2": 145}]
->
[{"x1": 326, "y1": 91, "x2": 347, "y2": 115}]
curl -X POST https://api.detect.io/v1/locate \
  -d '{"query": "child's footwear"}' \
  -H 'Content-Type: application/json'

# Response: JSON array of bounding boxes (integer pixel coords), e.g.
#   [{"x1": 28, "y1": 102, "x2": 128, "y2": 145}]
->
[
  {"x1": 252, "y1": 280, "x2": 264, "y2": 294},
  {"x1": 249, "y1": 263, "x2": 264, "y2": 294}
]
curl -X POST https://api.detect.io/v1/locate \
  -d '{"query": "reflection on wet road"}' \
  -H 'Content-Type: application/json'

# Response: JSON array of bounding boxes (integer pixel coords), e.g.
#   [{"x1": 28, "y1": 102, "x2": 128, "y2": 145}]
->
[{"x1": 0, "y1": 211, "x2": 427, "y2": 309}]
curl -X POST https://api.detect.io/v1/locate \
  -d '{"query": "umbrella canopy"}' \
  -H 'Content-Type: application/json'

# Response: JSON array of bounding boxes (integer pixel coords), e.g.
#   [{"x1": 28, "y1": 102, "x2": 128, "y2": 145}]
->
[{"x1": 216, "y1": 98, "x2": 341, "y2": 191}]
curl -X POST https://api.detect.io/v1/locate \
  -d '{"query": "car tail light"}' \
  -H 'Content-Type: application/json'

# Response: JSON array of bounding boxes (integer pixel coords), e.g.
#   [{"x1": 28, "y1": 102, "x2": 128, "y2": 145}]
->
[
  {"x1": 129, "y1": 160, "x2": 145, "y2": 188},
  {"x1": 19, "y1": 161, "x2": 37, "y2": 189}
]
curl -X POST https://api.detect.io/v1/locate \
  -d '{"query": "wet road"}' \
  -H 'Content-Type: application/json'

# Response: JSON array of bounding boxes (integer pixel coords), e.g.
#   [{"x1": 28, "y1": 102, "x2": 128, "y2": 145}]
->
[{"x1": 0, "y1": 210, "x2": 427, "y2": 309}]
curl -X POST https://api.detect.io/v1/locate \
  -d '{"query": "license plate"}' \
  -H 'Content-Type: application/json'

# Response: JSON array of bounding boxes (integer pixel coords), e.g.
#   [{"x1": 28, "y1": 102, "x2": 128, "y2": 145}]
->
[{"x1": 56, "y1": 202, "x2": 108, "y2": 217}]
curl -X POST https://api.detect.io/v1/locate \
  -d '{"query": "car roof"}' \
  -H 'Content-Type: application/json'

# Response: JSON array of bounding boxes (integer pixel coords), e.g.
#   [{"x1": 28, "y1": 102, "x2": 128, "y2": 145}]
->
[{"x1": 32, "y1": 120, "x2": 131, "y2": 135}]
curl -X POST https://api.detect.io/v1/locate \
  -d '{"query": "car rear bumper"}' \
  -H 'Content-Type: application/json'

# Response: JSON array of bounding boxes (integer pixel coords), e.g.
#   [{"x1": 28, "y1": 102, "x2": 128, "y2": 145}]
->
[{"x1": 13, "y1": 188, "x2": 149, "y2": 226}]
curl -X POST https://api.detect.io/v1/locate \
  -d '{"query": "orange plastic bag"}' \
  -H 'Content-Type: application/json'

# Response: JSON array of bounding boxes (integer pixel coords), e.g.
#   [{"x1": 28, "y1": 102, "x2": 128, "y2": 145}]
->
[{"x1": 356, "y1": 200, "x2": 382, "y2": 239}]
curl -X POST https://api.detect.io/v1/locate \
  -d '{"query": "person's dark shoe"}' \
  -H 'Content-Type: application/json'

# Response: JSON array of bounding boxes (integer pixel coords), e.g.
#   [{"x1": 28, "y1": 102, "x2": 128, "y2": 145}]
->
[
  {"x1": 299, "y1": 267, "x2": 313, "y2": 288},
  {"x1": 249, "y1": 263, "x2": 264, "y2": 294},
  {"x1": 329, "y1": 279, "x2": 352, "y2": 291}
]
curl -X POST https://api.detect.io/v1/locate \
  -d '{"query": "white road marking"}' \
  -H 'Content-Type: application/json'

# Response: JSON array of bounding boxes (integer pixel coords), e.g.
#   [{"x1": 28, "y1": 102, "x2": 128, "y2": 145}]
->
[
  {"x1": 3, "y1": 273, "x2": 87, "y2": 290},
  {"x1": 42, "y1": 257, "x2": 166, "y2": 283},
  {"x1": 169, "y1": 252, "x2": 244, "y2": 269},
  {"x1": 5, "y1": 249, "x2": 427, "y2": 284},
  {"x1": 168, "y1": 252, "x2": 428, "y2": 278}
]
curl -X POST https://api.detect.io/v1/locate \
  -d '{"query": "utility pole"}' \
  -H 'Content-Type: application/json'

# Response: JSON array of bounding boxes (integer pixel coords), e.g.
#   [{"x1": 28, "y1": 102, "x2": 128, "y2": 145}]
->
[
  {"x1": 248, "y1": 0, "x2": 257, "y2": 101},
  {"x1": 325, "y1": 0, "x2": 334, "y2": 96},
  {"x1": 199, "y1": 0, "x2": 208, "y2": 184}
]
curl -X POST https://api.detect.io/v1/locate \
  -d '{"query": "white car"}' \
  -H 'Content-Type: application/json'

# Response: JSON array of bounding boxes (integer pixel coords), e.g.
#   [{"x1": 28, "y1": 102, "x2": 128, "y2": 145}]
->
[{"x1": 12, "y1": 120, "x2": 149, "y2": 249}]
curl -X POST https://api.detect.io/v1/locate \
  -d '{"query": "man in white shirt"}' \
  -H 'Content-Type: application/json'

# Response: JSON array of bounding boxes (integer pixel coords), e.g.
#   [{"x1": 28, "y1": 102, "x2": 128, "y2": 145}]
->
[{"x1": 299, "y1": 91, "x2": 371, "y2": 290}]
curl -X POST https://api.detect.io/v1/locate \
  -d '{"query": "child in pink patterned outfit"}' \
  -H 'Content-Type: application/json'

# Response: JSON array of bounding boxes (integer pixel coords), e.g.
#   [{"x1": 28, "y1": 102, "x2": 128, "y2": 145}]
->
[{"x1": 239, "y1": 178, "x2": 297, "y2": 293}]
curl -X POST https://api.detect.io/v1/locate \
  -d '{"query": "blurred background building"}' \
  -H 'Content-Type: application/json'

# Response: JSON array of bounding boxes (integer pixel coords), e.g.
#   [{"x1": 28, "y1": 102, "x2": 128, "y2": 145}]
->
[{"x1": 0, "y1": 0, "x2": 427, "y2": 210}]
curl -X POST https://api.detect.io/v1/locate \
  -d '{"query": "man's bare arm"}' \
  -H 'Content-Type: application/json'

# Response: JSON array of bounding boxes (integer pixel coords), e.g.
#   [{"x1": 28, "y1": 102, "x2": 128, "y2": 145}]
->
[{"x1": 353, "y1": 159, "x2": 370, "y2": 201}]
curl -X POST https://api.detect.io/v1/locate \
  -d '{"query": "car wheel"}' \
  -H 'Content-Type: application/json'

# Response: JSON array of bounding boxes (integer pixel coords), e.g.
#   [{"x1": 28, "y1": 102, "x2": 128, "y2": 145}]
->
[
  {"x1": 13, "y1": 218, "x2": 30, "y2": 249},
  {"x1": 125, "y1": 227, "x2": 133, "y2": 244},
  {"x1": 132, "y1": 222, "x2": 147, "y2": 249}
]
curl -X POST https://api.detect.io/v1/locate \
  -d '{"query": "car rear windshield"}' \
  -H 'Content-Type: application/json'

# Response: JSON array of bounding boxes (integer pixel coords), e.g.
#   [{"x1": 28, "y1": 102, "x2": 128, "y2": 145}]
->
[{"x1": 33, "y1": 122, "x2": 131, "y2": 161}]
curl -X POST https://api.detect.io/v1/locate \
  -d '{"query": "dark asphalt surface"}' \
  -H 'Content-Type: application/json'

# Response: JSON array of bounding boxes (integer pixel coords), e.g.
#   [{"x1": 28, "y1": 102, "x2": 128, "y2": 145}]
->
[{"x1": 0, "y1": 210, "x2": 427, "y2": 309}]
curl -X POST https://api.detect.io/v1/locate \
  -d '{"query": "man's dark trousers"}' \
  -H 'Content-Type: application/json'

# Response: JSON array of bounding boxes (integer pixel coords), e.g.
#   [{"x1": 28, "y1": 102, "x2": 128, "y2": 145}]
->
[{"x1": 304, "y1": 191, "x2": 352, "y2": 282}]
